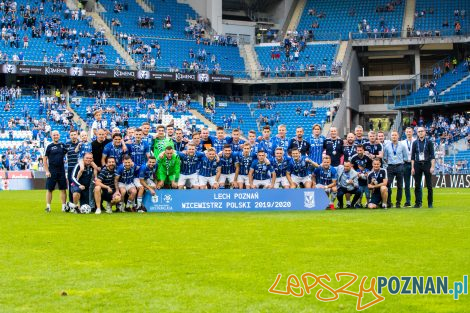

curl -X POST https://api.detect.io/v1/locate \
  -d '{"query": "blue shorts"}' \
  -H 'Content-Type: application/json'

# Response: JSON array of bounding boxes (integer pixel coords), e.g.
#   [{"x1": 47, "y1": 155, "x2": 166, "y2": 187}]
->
[{"x1": 71, "y1": 183, "x2": 91, "y2": 206}]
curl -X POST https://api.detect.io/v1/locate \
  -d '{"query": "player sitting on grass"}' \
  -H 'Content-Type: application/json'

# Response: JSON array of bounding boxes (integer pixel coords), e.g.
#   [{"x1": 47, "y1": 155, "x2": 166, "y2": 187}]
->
[
  {"x1": 367, "y1": 158, "x2": 388, "y2": 209},
  {"x1": 135, "y1": 156, "x2": 158, "y2": 212},
  {"x1": 115, "y1": 156, "x2": 138, "y2": 212},
  {"x1": 94, "y1": 157, "x2": 121, "y2": 214},
  {"x1": 156, "y1": 146, "x2": 180, "y2": 189},
  {"x1": 312, "y1": 155, "x2": 338, "y2": 209},
  {"x1": 248, "y1": 149, "x2": 276, "y2": 189},
  {"x1": 197, "y1": 147, "x2": 221, "y2": 189}
]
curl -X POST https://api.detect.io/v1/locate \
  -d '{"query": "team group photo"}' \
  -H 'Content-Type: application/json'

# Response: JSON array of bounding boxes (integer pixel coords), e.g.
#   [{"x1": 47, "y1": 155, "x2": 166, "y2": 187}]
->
[{"x1": 0, "y1": 0, "x2": 469, "y2": 311}]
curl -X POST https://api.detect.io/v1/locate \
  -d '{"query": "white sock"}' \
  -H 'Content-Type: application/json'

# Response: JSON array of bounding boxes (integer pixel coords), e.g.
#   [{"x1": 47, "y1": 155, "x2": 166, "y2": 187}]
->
[
  {"x1": 346, "y1": 201, "x2": 351, "y2": 205},
  {"x1": 137, "y1": 197, "x2": 142, "y2": 206},
  {"x1": 47, "y1": 204, "x2": 51, "y2": 209},
  {"x1": 61, "y1": 203, "x2": 66, "y2": 209}
]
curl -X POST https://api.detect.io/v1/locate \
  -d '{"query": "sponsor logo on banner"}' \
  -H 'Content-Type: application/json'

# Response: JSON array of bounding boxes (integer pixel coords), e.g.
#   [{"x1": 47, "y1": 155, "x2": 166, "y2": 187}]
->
[
  {"x1": 210, "y1": 74, "x2": 234, "y2": 83},
  {"x1": 83, "y1": 69, "x2": 110, "y2": 77},
  {"x1": 304, "y1": 191, "x2": 315, "y2": 208},
  {"x1": 137, "y1": 70, "x2": 150, "y2": 79},
  {"x1": 113, "y1": 69, "x2": 136, "y2": 78},
  {"x1": 7, "y1": 171, "x2": 33, "y2": 179},
  {"x1": 45, "y1": 67, "x2": 68, "y2": 75},
  {"x1": 197, "y1": 73, "x2": 210, "y2": 82},
  {"x1": 0, "y1": 64, "x2": 233, "y2": 82},
  {"x1": 163, "y1": 194, "x2": 172, "y2": 203},
  {"x1": 150, "y1": 71, "x2": 175, "y2": 80},
  {"x1": 18, "y1": 65, "x2": 45, "y2": 75},
  {"x1": 175, "y1": 73, "x2": 196, "y2": 81},
  {"x1": 3, "y1": 64, "x2": 17, "y2": 74},
  {"x1": 433, "y1": 174, "x2": 470, "y2": 188},
  {"x1": 69, "y1": 67, "x2": 84, "y2": 77}
]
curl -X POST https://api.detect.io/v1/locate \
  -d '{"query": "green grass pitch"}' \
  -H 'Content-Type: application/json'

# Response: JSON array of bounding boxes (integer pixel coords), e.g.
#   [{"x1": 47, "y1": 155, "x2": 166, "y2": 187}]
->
[{"x1": 0, "y1": 189, "x2": 469, "y2": 313}]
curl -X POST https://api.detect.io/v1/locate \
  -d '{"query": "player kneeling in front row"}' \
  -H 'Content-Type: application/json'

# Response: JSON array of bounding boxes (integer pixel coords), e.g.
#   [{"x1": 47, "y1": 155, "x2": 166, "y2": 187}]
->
[
  {"x1": 312, "y1": 155, "x2": 338, "y2": 209},
  {"x1": 272, "y1": 147, "x2": 291, "y2": 189},
  {"x1": 115, "y1": 156, "x2": 138, "y2": 212},
  {"x1": 336, "y1": 161, "x2": 361, "y2": 209},
  {"x1": 367, "y1": 158, "x2": 388, "y2": 209},
  {"x1": 67, "y1": 152, "x2": 94, "y2": 213},
  {"x1": 248, "y1": 149, "x2": 276, "y2": 189},
  {"x1": 198, "y1": 147, "x2": 221, "y2": 189},
  {"x1": 134, "y1": 156, "x2": 158, "y2": 212},
  {"x1": 287, "y1": 148, "x2": 319, "y2": 188},
  {"x1": 94, "y1": 157, "x2": 121, "y2": 214}
]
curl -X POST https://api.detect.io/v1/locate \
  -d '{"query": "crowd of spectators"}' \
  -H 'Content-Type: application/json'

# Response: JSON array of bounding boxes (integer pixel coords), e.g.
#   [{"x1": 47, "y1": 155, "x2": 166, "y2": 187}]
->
[
  {"x1": 75, "y1": 89, "x2": 192, "y2": 129},
  {"x1": 404, "y1": 112, "x2": 469, "y2": 174},
  {"x1": 258, "y1": 38, "x2": 342, "y2": 78},
  {"x1": 0, "y1": 0, "x2": 116, "y2": 68},
  {"x1": 413, "y1": 6, "x2": 465, "y2": 36}
]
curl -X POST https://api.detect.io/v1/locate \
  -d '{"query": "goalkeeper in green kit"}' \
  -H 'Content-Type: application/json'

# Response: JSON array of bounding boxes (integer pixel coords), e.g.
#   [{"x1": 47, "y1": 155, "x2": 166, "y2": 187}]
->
[
  {"x1": 157, "y1": 146, "x2": 180, "y2": 189},
  {"x1": 152, "y1": 125, "x2": 175, "y2": 157}
]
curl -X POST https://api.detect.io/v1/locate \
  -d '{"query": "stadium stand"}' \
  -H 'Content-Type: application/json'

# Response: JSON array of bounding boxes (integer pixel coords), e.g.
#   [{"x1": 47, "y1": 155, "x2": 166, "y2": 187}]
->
[
  {"x1": 296, "y1": 0, "x2": 405, "y2": 40},
  {"x1": 101, "y1": 0, "x2": 197, "y2": 39},
  {"x1": 440, "y1": 78, "x2": 470, "y2": 103},
  {"x1": 0, "y1": 0, "x2": 121, "y2": 67},
  {"x1": 100, "y1": 0, "x2": 246, "y2": 76},
  {"x1": 255, "y1": 43, "x2": 340, "y2": 77},
  {"x1": 414, "y1": 0, "x2": 469, "y2": 36},
  {"x1": 0, "y1": 90, "x2": 76, "y2": 170},
  {"x1": 394, "y1": 61, "x2": 470, "y2": 107},
  {"x1": 71, "y1": 96, "x2": 211, "y2": 133},
  {"x1": 196, "y1": 100, "x2": 331, "y2": 138}
]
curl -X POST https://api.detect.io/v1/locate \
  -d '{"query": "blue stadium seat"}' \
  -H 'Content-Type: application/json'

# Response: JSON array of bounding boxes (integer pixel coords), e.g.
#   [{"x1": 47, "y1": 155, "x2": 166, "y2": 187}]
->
[{"x1": 297, "y1": 0, "x2": 405, "y2": 40}]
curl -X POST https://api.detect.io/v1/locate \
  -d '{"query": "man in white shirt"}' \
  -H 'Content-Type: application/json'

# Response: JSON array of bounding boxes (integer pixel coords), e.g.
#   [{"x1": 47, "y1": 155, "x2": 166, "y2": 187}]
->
[{"x1": 400, "y1": 127, "x2": 414, "y2": 207}]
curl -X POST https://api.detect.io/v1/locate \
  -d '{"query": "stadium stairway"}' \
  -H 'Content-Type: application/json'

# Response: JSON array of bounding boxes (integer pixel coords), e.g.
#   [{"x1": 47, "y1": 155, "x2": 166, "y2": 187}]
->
[
  {"x1": 240, "y1": 45, "x2": 262, "y2": 79},
  {"x1": 335, "y1": 41, "x2": 349, "y2": 63},
  {"x1": 89, "y1": 12, "x2": 138, "y2": 68},
  {"x1": 64, "y1": 0, "x2": 78, "y2": 10},
  {"x1": 284, "y1": 0, "x2": 307, "y2": 36},
  {"x1": 439, "y1": 74, "x2": 470, "y2": 96},
  {"x1": 402, "y1": 0, "x2": 416, "y2": 37},
  {"x1": 66, "y1": 98, "x2": 88, "y2": 131},
  {"x1": 189, "y1": 109, "x2": 218, "y2": 133},
  {"x1": 136, "y1": 0, "x2": 153, "y2": 13}
]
